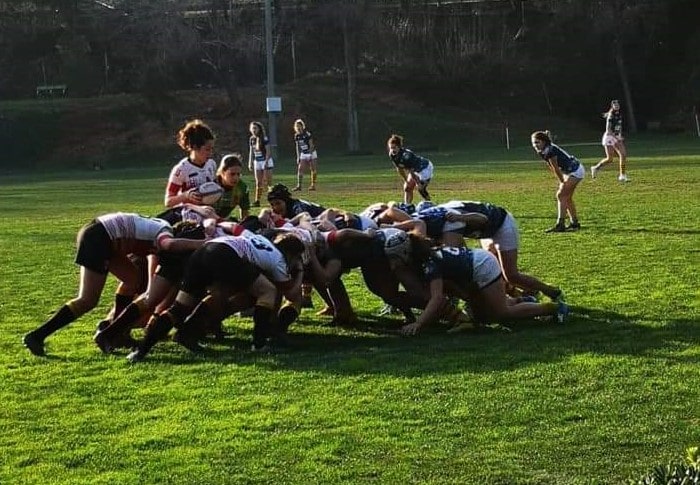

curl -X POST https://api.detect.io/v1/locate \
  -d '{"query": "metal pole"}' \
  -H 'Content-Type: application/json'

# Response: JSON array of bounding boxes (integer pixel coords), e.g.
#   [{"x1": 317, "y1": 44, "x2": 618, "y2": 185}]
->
[{"x1": 264, "y1": 0, "x2": 277, "y2": 154}]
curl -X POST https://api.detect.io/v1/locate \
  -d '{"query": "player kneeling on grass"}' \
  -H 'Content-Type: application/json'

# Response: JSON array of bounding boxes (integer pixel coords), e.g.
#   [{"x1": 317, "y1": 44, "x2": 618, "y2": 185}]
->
[
  {"x1": 387, "y1": 134, "x2": 434, "y2": 204},
  {"x1": 125, "y1": 232, "x2": 304, "y2": 363},
  {"x1": 380, "y1": 232, "x2": 569, "y2": 336},
  {"x1": 23, "y1": 213, "x2": 205, "y2": 357}
]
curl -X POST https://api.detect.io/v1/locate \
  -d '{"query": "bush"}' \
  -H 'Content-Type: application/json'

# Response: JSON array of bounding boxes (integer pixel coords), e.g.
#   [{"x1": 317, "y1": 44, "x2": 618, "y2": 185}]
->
[{"x1": 630, "y1": 447, "x2": 700, "y2": 484}]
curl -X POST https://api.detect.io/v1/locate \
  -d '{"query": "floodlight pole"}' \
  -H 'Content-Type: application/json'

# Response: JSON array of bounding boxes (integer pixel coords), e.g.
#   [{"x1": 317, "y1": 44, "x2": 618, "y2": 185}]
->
[{"x1": 264, "y1": 0, "x2": 278, "y2": 155}]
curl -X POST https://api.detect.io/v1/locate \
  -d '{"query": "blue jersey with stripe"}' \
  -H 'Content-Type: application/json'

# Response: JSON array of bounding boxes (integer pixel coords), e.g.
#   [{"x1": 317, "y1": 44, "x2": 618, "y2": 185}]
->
[
  {"x1": 390, "y1": 148, "x2": 430, "y2": 172},
  {"x1": 422, "y1": 246, "x2": 474, "y2": 288},
  {"x1": 538, "y1": 143, "x2": 580, "y2": 174}
]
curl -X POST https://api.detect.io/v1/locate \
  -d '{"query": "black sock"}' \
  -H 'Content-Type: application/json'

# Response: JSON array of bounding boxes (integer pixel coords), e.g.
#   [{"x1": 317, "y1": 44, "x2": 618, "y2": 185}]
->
[
  {"x1": 277, "y1": 306, "x2": 299, "y2": 333},
  {"x1": 179, "y1": 302, "x2": 213, "y2": 341},
  {"x1": 114, "y1": 293, "x2": 134, "y2": 319},
  {"x1": 252, "y1": 306, "x2": 273, "y2": 347},
  {"x1": 34, "y1": 305, "x2": 76, "y2": 340},
  {"x1": 140, "y1": 314, "x2": 174, "y2": 354},
  {"x1": 102, "y1": 303, "x2": 141, "y2": 339}
]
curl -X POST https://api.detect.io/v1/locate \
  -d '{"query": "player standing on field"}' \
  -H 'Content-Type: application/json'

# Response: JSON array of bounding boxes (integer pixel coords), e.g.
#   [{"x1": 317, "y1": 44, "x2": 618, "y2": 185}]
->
[
  {"x1": 590, "y1": 99, "x2": 629, "y2": 182},
  {"x1": 531, "y1": 131, "x2": 585, "y2": 233},
  {"x1": 165, "y1": 119, "x2": 218, "y2": 208},
  {"x1": 387, "y1": 134, "x2": 434, "y2": 205},
  {"x1": 292, "y1": 119, "x2": 318, "y2": 192}
]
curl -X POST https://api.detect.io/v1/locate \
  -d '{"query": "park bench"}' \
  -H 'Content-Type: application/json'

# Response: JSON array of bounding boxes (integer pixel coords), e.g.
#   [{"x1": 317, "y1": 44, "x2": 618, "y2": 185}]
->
[{"x1": 36, "y1": 84, "x2": 67, "y2": 97}]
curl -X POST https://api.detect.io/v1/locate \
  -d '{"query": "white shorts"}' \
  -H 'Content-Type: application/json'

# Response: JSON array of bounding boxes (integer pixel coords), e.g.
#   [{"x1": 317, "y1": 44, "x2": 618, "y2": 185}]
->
[
  {"x1": 480, "y1": 212, "x2": 519, "y2": 252},
  {"x1": 253, "y1": 158, "x2": 274, "y2": 171},
  {"x1": 442, "y1": 209, "x2": 466, "y2": 234},
  {"x1": 471, "y1": 249, "x2": 502, "y2": 290},
  {"x1": 358, "y1": 215, "x2": 378, "y2": 230},
  {"x1": 602, "y1": 134, "x2": 621, "y2": 146},
  {"x1": 564, "y1": 164, "x2": 585, "y2": 182},
  {"x1": 299, "y1": 151, "x2": 317, "y2": 162},
  {"x1": 417, "y1": 161, "x2": 434, "y2": 183}
]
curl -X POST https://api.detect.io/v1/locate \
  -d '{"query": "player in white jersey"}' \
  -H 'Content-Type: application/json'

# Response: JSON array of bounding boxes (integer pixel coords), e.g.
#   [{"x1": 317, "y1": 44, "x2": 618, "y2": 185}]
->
[
  {"x1": 23, "y1": 213, "x2": 206, "y2": 356},
  {"x1": 165, "y1": 119, "x2": 218, "y2": 208},
  {"x1": 93, "y1": 219, "x2": 253, "y2": 354},
  {"x1": 126, "y1": 233, "x2": 305, "y2": 362}
]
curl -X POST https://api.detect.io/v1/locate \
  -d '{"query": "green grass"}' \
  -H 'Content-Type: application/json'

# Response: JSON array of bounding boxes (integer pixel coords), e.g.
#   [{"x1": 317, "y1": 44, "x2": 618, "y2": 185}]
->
[{"x1": 1, "y1": 136, "x2": 699, "y2": 484}]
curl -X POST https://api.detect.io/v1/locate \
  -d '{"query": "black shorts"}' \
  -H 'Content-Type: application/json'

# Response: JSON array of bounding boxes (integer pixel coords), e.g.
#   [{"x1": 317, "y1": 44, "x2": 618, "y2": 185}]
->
[
  {"x1": 180, "y1": 243, "x2": 261, "y2": 299},
  {"x1": 74, "y1": 220, "x2": 112, "y2": 274},
  {"x1": 155, "y1": 250, "x2": 194, "y2": 285}
]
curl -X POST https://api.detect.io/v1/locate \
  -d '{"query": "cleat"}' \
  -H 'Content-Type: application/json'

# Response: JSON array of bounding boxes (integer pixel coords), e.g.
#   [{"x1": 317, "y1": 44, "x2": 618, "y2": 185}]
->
[
  {"x1": 545, "y1": 223, "x2": 567, "y2": 233},
  {"x1": 126, "y1": 349, "x2": 146, "y2": 364},
  {"x1": 292, "y1": 185, "x2": 301, "y2": 192},
  {"x1": 95, "y1": 319, "x2": 110, "y2": 333},
  {"x1": 308, "y1": 185, "x2": 316, "y2": 191},
  {"x1": 556, "y1": 301, "x2": 570, "y2": 324},
  {"x1": 172, "y1": 331, "x2": 205, "y2": 353},
  {"x1": 590, "y1": 165, "x2": 598, "y2": 179},
  {"x1": 618, "y1": 174, "x2": 629, "y2": 182},
  {"x1": 567, "y1": 222, "x2": 581, "y2": 231},
  {"x1": 23, "y1": 332, "x2": 45, "y2": 356},
  {"x1": 377, "y1": 303, "x2": 400, "y2": 317},
  {"x1": 93, "y1": 330, "x2": 114, "y2": 354}
]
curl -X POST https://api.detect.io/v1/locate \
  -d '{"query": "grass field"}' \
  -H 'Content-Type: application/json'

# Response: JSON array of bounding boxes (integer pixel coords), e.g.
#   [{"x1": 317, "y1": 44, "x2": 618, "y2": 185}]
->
[{"x1": 1, "y1": 135, "x2": 699, "y2": 484}]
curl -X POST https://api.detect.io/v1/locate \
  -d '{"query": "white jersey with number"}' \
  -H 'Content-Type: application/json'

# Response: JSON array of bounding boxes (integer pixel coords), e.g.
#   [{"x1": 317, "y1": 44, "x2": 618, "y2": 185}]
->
[
  {"x1": 208, "y1": 235, "x2": 290, "y2": 283},
  {"x1": 96, "y1": 213, "x2": 173, "y2": 255}
]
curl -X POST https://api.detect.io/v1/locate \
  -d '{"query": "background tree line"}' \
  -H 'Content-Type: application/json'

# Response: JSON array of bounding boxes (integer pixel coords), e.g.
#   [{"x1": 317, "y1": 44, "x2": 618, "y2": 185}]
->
[{"x1": 1, "y1": 0, "x2": 699, "y2": 133}]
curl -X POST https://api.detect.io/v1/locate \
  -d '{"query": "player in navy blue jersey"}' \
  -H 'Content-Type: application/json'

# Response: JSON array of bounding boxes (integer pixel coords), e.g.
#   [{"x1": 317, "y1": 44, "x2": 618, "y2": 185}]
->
[
  {"x1": 387, "y1": 134, "x2": 434, "y2": 204},
  {"x1": 531, "y1": 131, "x2": 585, "y2": 233},
  {"x1": 266, "y1": 183, "x2": 326, "y2": 220},
  {"x1": 385, "y1": 237, "x2": 568, "y2": 336},
  {"x1": 292, "y1": 119, "x2": 318, "y2": 191},
  {"x1": 248, "y1": 121, "x2": 274, "y2": 207},
  {"x1": 266, "y1": 183, "x2": 326, "y2": 307},
  {"x1": 590, "y1": 100, "x2": 629, "y2": 182}
]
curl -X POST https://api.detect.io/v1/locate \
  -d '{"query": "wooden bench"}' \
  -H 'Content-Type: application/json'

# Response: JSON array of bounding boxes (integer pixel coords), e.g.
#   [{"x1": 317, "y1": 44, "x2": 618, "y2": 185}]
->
[{"x1": 36, "y1": 84, "x2": 67, "y2": 97}]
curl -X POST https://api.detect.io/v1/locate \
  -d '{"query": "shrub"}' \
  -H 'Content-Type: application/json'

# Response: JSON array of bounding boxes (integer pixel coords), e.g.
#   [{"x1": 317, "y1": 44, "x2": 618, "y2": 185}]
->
[{"x1": 630, "y1": 447, "x2": 700, "y2": 484}]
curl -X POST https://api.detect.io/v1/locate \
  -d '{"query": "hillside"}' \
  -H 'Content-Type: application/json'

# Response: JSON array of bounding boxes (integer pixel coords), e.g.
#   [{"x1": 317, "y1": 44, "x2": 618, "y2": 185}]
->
[{"x1": 0, "y1": 75, "x2": 600, "y2": 172}]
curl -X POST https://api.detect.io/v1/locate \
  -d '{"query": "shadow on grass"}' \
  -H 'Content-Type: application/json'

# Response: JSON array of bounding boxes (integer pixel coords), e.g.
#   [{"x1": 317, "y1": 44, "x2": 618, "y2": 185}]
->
[{"x1": 115, "y1": 307, "x2": 700, "y2": 376}]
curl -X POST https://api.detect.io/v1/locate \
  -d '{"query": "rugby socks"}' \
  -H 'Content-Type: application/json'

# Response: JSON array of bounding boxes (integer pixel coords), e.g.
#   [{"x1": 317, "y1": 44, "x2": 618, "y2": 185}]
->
[
  {"x1": 310, "y1": 171, "x2": 317, "y2": 189},
  {"x1": 100, "y1": 302, "x2": 142, "y2": 340},
  {"x1": 139, "y1": 313, "x2": 175, "y2": 355},
  {"x1": 33, "y1": 304, "x2": 76, "y2": 340},
  {"x1": 113, "y1": 293, "x2": 134, "y2": 319},
  {"x1": 277, "y1": 305, "x2": 299, "y2": 333},
  {"x1": 252, "y1": 306, "x2": 273, "y2": 348}
]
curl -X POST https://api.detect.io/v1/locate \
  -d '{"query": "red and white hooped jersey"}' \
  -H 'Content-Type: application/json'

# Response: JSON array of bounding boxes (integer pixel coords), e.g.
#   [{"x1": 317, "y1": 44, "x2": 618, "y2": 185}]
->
[
  {"x1": 97, "y1": 213, "x2": 173, "y2": 256},
  {"x1": 207, "y1": 234, "x2": 290, "y2": 283},
  {"x1": 166, "y1": 157, "x2": 217, "y2": 198}
]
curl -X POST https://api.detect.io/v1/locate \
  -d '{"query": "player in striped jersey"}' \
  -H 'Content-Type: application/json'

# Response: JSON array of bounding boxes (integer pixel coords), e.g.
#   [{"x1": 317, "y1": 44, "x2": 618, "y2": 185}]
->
[
  {"x1": 165, "y1": 119, "x2": 218, "y2": 208},
  {"x1": 125, "y1": 232, "x2": 305, "y2": 362},
  {"x1": 23, "y1": 213, "x2": 205, "y2": 356}
]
